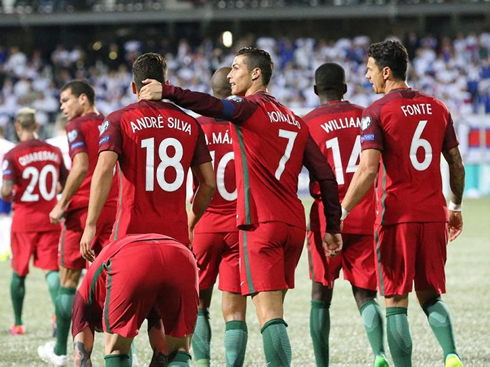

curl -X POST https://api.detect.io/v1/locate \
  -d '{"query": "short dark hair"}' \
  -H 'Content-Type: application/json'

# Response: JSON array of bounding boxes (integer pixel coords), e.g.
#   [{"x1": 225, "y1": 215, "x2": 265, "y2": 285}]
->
[
  {"x1": 132, "y1": 53, "x2": 167, "y2": 92},
  {"x1": 61, "y1": 80, "x2": 95, "y2": 105},
  {"x1": 367, "y1": 40, "x2": 408, "y2": 81},
  {"x1": 315, "y1": 63, "x2": 346, "y2": 95},
  {"x1": 236, "y1": 47, "x2": 274, "y2": 87}
]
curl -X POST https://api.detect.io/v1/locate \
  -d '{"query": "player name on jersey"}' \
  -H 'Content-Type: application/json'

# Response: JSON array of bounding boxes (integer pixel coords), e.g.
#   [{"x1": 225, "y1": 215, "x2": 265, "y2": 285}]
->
[
  {"x1": 321, "y1": 117, "x2": 361, "y2": 133},
  {"x1": 130, "y1": 115, "x2": 192, "y2": 135},
  {"x1": 401, "y1": 103, "x2": 433, "y2": 116},
  {"x1": 267, "y1": 111, "x2": 302, "y2": 130},
  {"x1": 18, "y1": 151, "x2": 61, "y2": 166},
  {"x1": 204, "y1": 129, "x2": 233, "y2": 145}
]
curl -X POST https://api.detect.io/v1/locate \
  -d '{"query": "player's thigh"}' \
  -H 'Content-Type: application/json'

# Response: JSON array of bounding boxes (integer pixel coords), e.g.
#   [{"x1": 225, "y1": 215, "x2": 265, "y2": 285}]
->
[
  {"x1": 33, "y1": 230, "x2": 60, "y2": 272},
  {"x1": 283, "y1": 224, "x2": 307, "y2": 288},
  {"x1": 10, "y1": 231, "x2": 35, "y2": 277},
  {"x1": 307, "y1": 229, "x2": 335, "y2": 288},
  {"x1": 414, "y1": 222, "x2": 448, "y2": 294},
  {"x1": 375, "y1": 223, "x2": 419, "y2": 297},
  {"x1": 92, "y1": 205, "x2": 117, "y2": 254},
  {"x1": 60, "y1": 209, "x2": 86, "y2": 270},
  {"x1": 218, "y1": 231, "x2": 240, "y2": 294},
  {"x1": 341, "y1": 233, "x2": 377, "y2": 291},
  {"x1": 193, "y1": 232, "x2": 225, "y2": 291}
]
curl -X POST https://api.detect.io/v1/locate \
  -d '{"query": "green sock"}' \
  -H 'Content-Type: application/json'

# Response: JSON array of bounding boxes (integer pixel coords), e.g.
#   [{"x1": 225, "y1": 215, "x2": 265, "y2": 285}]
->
[
  {"x1": 54, "y1": 286, "x2": 76, "y2": 356},
  {"x1": 10, "y1": 273, "x2": 26, "y2": 326},
  {"x1": 224, "y1": 320, "x2": 248, "y2": 367},
  {"x1": 422, "y1": 298, "x2": 458, "y2": 361},
  {"x1": 386, "y1": 307, "x2": 412, "y2": 367},
  {"x1": 192, "y1": 308, "x2": 211, "y2": 366},
  {"x1": 310, "y1": 300, "x2": 330, "y2": 367},
  {"x1": 105, "y1": 354, "x2": 130, "y2": 367},
  {"x1": 261, "y1": 318, "x2": 291, "y2": 367},
  {"x1": 45, "y1": 271, "x2": 60, "y2": 311},
  {"x1": 360, "y1": 300, "x2": 386, "y2": 357},
  {"x1": 169, "y1": 351, "x2": 192, "y2": 366}
]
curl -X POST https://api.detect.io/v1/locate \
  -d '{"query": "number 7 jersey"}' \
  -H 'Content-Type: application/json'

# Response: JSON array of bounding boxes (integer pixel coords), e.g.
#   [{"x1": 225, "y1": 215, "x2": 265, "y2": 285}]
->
[
  {"x1": 360, "y1": 88, "x2": 459, "y2": 225},
  {"x1": 98, "y1": 100, "x2": 211, "y2": 244}
]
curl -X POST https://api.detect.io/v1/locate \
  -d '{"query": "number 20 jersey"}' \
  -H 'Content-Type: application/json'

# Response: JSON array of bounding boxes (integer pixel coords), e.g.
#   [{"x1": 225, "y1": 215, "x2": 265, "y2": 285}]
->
[
  {"x1": 99, "y1": 100, "x2": 211, "y2": 244},
  {"x1": 304, "y1": 101, "x2": 375, "y2": 235},
  {"x1": 2, "y1": 139, "x2": 68, "y2": 232},
  {"x1": 360, "y1": 89, "x2": 459, "y2": 225}
]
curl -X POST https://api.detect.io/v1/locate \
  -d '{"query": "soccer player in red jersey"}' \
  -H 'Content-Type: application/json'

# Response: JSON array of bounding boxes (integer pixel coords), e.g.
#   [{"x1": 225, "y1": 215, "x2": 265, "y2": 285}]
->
[
  {"x1": 1, "y1": 108, "x2": 68, "y2": 336},
  {"x1": 342, "y1": 41, "x2": 465, "y2": 367},
  {"x1": 191, "y1": 67, "x2": 248, "y2": 367},
  {"x1": 304, "y1": 63, "x2": 388, "y2": 367},
  {"x1": 38, "y1": 81, "x2": 119, "y2": 366},
  {"x1": 139, "y1": 47, "x2": 342, "y2": 366},
  {"x1": 80, "y1": 53, "x2": 215, "y2": 367},
  {"x1": 72, "y1": 233, "x2": 198, "y2": 367}
]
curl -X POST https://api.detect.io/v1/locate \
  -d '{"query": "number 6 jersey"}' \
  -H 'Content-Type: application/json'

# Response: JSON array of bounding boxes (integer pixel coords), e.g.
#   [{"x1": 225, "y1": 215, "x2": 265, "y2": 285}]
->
[
  {"x1": 98, "y1": 100, "x2": 211, "y2": 244},
  {"x1": 2, "y1": 139, "x2": 68, "y2": 232},
  {"x1": 360, "y1": 88, "x2": 459, "y2": 225}
]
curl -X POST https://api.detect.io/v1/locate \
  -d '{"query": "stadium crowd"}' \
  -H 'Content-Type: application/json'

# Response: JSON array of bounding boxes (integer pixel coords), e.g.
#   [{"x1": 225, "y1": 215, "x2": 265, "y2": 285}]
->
[{"x1": 0, "y1": 31, "x2": 489, "y2": 140}]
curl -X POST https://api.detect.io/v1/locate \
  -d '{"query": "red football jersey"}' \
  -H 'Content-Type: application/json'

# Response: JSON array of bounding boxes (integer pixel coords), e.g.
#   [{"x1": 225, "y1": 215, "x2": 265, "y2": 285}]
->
[
  {"x1": 194, "y1": 116, "x2": 236, "y2": 234},
  {"x1": 360, "y1": 89, "x2": 459, "y2": 225},
  {"x1": 66, "y1": 112, "x2": 118, "y2": 211},
  {"x1": 2, "y1": 139, "x2": 68, "y2": 232},
  {"x1": 99, "y1": 100, "x2": 211, "y2": 244},
  {"x1": 304, "y1": 101, "x2": 375, "y2": 235}
]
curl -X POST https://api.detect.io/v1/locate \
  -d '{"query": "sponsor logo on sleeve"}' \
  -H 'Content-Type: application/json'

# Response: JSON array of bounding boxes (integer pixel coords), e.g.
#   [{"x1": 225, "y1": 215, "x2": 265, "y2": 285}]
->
[
  {"x1": 99, "y1": 136, "x2": 110, "y2": 146},
  {"x1": 2, "y1": 160, "x2": 8, "y2": 171},
  {"x1": 361, "y1": 116, "x2": 372, "y2": 131},
  {"x1": 71, "y1": 141, "x2": 85, "y2": 149},
  {"x1": 99, "y1": 121, "x2": 110, "y2": 136},
  {"x1": 68, "y1": 130, "x2": 78, "y2": 142},
  {"x1": 227, "y1": 96, "x2": 244, "y2": 103},
  {"x1": 361, "y1": 134, "x2": 375, "y2": 143}
]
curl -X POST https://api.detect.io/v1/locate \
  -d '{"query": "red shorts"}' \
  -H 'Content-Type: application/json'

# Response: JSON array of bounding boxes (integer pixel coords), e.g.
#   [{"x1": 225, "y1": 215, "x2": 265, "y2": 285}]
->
[
  {"x1": 73, "y1": 237, "x2": 198, "y2": 339},
  {"x1": 375, "y1": 222, "x2": 448, "y2": 297},
  {"x1": 239, "y1": 222, "x2": 305, "y2": 296},
  {"x1": 11, "y1": 230, "x2": 60, "y2": 277},
  {"x1": 59, "y1": 205, "x2": 116, "y2": 270},
  {"x1": 307, "y1": 230, "x2": 377, "y2": 291},
  {"x1": 193, "y1": 231, "x2": 240, "y2": 293}
]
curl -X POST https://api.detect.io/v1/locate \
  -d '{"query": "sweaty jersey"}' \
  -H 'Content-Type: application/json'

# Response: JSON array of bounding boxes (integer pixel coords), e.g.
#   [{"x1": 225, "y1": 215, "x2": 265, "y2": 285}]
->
[
  {"x1": 2, "y1": 139, "x2": 68, "y2": 232},
  {"x1": 360, "y1": 88, "x2": 459, "y2": 225},
  {"x1": 161, "y1": 85, "x2": 341, "y2": 233},
  {"x1": 99, "y1": 100, "x2": 211, "y2": 244},
  {"x1": 66, "y1": 112, "x2": 118, "y2": 212},
  {"x1": 194, "y1": 116, "x2": 236, "y2": 234},
  {"x1": 304, "y1": 101, "x2": 375, "y2": 235}
]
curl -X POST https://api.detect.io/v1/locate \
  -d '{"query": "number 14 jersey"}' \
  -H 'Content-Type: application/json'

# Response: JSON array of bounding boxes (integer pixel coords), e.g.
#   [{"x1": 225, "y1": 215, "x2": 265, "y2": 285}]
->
[
  {"x1": 360, "y1": 88, "x2": 459, "y2": 225},
  {"x1": 99, "y1": 100, "x2": 211, "y2": 244}
]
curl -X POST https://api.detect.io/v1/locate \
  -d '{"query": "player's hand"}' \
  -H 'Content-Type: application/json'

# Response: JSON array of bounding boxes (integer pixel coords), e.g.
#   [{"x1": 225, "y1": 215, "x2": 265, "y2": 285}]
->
[
  {"x1": 49, "y1": 203, "x2": 65, "y2": 224},
  {"x1": 323, "y1": 232, "x2": 343, "y2": 257},
  {"x1": 448, "y1": 210, "x2": 463, "y2": 241},
  {"x1": 138, "y1": 79, "x2": 163, "y2": 101},
  {"x1": 80, "y1": 225, "x2": 96, "y2": 262}
]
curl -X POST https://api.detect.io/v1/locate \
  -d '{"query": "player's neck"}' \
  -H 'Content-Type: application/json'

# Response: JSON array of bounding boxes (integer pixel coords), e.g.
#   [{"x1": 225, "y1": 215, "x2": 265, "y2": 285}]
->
[
  {"x1": 19, "y1": 131, "x2": 37, "y2": 142},
  {"x1": 384, "y1": 80, "x2": 409, "y2": 94},
  {"x1": 245, "y1": 84, "x2": 267, "y2": 97},
  {"x1": 80, "y1": 106, "x2": 99, "y2": 117},
  {"x1": 319, "y1": 95, "x2": 344, "y2": 105}
]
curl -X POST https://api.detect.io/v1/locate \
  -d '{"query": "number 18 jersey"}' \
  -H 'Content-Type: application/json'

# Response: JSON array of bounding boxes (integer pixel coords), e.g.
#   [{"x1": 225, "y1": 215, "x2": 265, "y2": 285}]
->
[
  {"x1": 99, "y1": 100, "x2": 211, "y2": 244},
  {"x1": 360, "y1": 89, "x2": 459, "y2": 225}
]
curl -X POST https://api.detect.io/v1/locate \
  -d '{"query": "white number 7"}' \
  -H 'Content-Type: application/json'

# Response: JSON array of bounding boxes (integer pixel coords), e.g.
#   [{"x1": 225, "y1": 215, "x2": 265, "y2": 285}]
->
[{"x1": 275, "y1": 129, "x2": 298, "y2": 180}]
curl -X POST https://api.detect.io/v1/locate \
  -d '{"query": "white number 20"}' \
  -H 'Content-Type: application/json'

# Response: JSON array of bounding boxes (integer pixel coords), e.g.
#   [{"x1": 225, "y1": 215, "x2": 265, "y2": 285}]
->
[{"x1": 20, "y1": 164, "x2": 58, "y2": 202}]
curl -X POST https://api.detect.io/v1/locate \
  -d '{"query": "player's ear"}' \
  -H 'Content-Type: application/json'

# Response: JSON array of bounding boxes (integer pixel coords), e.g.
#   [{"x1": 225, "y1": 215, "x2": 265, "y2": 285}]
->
[
  {"x1": 343, "y1": 83, "x2": 348, "y2": 95},
  {"x1": 314, "y1": 85, "x2": 318, "y2": 96},
  {"x1": 131, "y1": 82, "x2": 137, "y2": 95},
  {"x1": 251, "y1": 67, "x2": 261, "y2": 82},
  {"x1": 382, "y1": 66, "x2": 391, "y2": 80}
]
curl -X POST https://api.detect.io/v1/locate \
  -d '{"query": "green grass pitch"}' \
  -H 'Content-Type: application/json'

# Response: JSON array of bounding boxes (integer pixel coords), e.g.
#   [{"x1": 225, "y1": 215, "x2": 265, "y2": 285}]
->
[{"x1": 0, "y1": 198, "x2": 489, "y2": 366}]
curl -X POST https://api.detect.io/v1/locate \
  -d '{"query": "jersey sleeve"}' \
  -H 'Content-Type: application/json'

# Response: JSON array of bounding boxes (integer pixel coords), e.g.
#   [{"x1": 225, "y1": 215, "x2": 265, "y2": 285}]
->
[
  {"x1": 191, "y1": 123, "x2": 212, "y2": 167},
  {"x1": 442, "y1": 113, "x2": 460, "y2": 151},
  {"x1": 2, "y1": 151, "x2": 17, "y2": 182},
  {"x1": 360, "y1": 105, "x2": 384, "y2": 151},
  {"x1": 162, "y1": 84, "x2": 258, "y2": 124},
  {"x1": 303, "y1": 135, "x2": 341, "y2": 233},
  {"x1": 66, "y1": 120, "x2": 88, "y2": 159},
  {"x1": 98, "y1": 114, "x2": 123, "y2": 156}
]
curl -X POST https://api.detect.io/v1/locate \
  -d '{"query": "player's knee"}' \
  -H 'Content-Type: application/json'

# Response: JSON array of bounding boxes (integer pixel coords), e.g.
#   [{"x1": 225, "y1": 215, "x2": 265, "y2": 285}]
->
[
  {"x1": 352, "y1": 286, "x2": 377, "y2": 309},
  {"x1": 311, "y1": 281, "x2": 332, "y2": 306}
]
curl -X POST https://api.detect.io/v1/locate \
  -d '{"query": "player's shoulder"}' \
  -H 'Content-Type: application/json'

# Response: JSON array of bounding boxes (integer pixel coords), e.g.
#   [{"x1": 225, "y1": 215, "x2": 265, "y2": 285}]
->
[
  {"x1": 68, "y1": 112, "x2": 104, "y2": 128},
  {"x1": 414, "y1": 91, "x2": 450, "y2": 113}
]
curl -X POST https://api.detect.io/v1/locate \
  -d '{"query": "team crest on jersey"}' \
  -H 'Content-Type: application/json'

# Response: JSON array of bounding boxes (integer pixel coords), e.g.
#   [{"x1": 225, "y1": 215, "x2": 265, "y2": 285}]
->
[
  {"x1": 227, "y1": 96, "x2": 244, "y2": 103},
  {"x1": 99, "y1": 121, "x2": 110, "y2": 136},
  {"x1": 68, "y1": 130, "x2": 78, "y2": 142},
  {"x1": 2, "y1": 160, "x2": 8, "y2": 171},
  {"x1": 361, "y1": 116, "x2": 371, "y2": 131}
]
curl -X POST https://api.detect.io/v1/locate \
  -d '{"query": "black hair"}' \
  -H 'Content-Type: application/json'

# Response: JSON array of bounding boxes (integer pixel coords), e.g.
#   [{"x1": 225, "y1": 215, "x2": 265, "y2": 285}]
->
[
  {"x1": 367, "y1": 40, "x2": 409, "y2": 81},
  {"x1": 60, "y1": 80, "x2": 95, "y2": 105},
  {"x1": 132, "y1": 53, "x2": 167, "y2": 92},
  {"x1": 236, "y1": 47, "x2": 274, "y2": 87}
]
